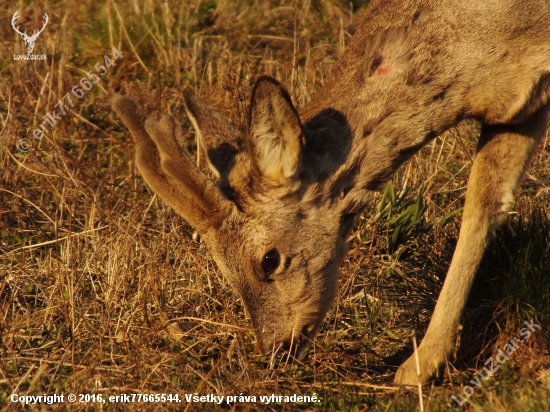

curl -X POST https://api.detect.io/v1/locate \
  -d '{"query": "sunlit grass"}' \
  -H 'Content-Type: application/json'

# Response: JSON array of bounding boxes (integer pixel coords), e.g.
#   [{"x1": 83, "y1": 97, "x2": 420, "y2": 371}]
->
[{"x1": 1, "y1": 0, "x2": 549, "y2": 410}]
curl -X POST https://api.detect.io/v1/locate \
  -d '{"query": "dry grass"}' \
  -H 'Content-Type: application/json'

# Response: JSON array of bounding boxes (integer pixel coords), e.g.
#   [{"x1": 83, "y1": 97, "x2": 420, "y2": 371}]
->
[{"x1": 1, "y1": 0, "x2": 550, "y2": 410}]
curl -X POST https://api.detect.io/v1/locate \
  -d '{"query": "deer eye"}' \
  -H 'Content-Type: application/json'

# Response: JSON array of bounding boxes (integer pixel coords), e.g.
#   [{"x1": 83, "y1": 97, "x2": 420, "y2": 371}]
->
[{"x1": 261, "y1": 249, "x2": 280, "y2": 278}]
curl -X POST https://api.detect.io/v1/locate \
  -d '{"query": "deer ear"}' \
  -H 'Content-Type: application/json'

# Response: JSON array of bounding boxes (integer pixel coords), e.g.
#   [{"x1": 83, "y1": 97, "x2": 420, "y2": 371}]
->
[
  {"x1": 183, "y1": 89, "x2": 243, "y2": 181},
  {"x1": 248, "y1": 76, "x2": 303, "y2": 184}
]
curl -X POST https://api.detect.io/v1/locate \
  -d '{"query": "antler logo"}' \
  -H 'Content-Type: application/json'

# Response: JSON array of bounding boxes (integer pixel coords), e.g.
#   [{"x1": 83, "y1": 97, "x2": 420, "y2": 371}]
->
[{"x1": 12, "y1": 11, "x2": 49, "y2": 55}]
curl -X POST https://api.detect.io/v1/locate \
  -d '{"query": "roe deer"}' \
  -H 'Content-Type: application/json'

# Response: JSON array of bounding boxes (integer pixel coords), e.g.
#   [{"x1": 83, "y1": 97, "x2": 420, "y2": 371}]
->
[{"x1": 112, "y1": 0, "x2": 550, "y2": 385}]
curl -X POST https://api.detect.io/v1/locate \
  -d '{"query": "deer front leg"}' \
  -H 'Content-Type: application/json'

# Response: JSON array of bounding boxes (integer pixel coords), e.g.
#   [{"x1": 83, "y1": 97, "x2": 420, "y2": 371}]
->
[{"x1": 394, "y1": 105, "x2": 549, "y2": 386}]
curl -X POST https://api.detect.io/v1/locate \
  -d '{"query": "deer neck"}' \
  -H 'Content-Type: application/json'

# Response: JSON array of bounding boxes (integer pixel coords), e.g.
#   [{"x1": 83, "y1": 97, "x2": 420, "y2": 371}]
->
[{"x1": 297, "y1": 52, "x2": 460, "y2": 193}]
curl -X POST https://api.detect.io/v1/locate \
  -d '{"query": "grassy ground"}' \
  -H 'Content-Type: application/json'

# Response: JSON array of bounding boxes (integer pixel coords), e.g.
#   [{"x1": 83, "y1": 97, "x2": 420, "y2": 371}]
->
[{"x1": 1, "y1": 0, "x2": 549, "y2": 410}]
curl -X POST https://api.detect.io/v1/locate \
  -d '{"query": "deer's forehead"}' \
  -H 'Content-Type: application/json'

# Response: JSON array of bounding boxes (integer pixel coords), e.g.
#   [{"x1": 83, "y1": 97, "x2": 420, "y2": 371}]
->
[{"x1": 240, "y1": 205, "x2": 313, "y2": 232}]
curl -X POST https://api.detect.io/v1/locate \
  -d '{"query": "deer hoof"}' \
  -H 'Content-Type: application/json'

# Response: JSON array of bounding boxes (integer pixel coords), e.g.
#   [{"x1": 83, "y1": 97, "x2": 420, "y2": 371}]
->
[{"x1": 394, "y1": 345, "x2": 446, "y2": 386}]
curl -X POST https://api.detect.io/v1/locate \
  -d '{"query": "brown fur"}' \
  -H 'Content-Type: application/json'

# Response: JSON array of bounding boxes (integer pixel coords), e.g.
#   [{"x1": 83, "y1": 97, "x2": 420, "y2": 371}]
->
[{"x1": 112, "y1": 0, "x2": 550, "y2": 386}]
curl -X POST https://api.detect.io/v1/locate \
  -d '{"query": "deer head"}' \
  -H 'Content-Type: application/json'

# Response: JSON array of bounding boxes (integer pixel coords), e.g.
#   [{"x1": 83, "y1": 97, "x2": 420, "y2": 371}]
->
[
  {"x1": 12, "y1": 11, "x2": 49, "y2": 55},
  {"x1": 113, "y1": 77, "x2": 367, "y2": 357}
]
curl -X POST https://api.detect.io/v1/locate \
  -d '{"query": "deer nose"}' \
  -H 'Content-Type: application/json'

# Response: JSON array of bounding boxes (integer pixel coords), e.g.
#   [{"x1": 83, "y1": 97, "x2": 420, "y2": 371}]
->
[
  {"x1": 300, "y1": 322, "x2": 315, "y2": 337},
  {"x1": 261, "y1": 323, "x2": 315, "y2": 356}
]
